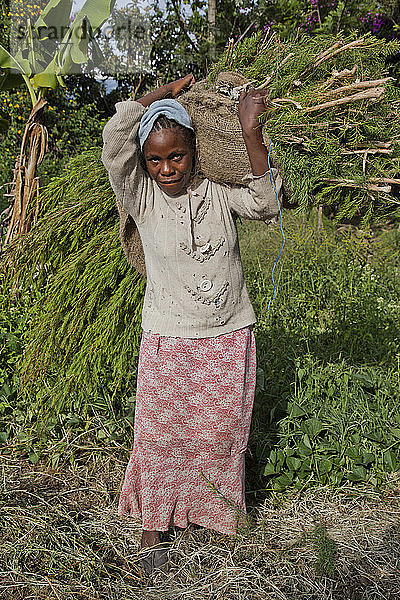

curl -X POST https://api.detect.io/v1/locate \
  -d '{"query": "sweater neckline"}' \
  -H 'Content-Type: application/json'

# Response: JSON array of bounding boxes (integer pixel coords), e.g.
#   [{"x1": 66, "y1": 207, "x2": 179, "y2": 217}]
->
[
  {"x1": 156, "y1": 178, "x2": 209, "y2": 217},
  {"x1": 157, "y1": 178, "x2": 210, "y2": 252}
]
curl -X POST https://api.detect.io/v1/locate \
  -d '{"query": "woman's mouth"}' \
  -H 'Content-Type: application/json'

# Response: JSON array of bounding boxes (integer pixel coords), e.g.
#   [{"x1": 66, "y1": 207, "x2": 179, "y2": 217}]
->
[{"x1": 159, "y1": 176, "x2": 183, "y2": 186}]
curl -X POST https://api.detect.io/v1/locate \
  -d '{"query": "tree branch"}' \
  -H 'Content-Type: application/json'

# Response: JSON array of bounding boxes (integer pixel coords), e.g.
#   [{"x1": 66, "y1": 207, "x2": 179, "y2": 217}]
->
[
  {"x1": 304, "y1": 87, "x2": 385, "y2": 113},
  {"x1": 170, "y1": 0, "x2": 199, "y2": 54}
]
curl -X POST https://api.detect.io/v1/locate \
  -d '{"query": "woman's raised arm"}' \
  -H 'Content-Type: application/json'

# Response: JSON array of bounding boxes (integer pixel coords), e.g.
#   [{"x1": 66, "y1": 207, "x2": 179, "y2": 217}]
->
[
  {"x1": 137, "y1": 74, "x2": 195, "y2": 107},
  {"x1": 102, "y1": 75, "x2": 195, "y2": 222},
  {"x1": 238, "y1": 87, "x2": 270, "y2": 176}
]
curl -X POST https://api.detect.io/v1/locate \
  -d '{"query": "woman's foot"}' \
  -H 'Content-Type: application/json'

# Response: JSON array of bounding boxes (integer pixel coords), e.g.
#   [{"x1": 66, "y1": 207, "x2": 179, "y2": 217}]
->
[
  {"x1": 139, "y1": 530, "x2": 170, "y2": 577},
  {"x1": 140, "y1": 530, "x2": 162, "y2": 549},
  {"x1": 174, "y1": 523, "x2": 201, "y2": 538}
]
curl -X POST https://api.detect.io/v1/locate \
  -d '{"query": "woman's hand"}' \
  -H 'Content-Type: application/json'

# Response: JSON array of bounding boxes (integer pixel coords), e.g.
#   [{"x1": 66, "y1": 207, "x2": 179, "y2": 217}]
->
[
  {"x1": 238, "y1": 87, "x2": 268, "y2": 138},
  {"x1": 137, "y1": 74, "x2": 195, "y2": 107},
  {"x1": 169, "y1": 74, "x2": 195, "y2": 98},
  {"x1": 238, "y1": 87, "x2": 271, "y2": 176}
]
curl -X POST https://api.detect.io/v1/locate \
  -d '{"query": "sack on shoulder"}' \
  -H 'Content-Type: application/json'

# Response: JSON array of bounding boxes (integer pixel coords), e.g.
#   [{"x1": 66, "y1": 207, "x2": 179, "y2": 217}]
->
[
  {"x1": 115, "y1": 200, "x2": 147, "y2": 278},
  {"x1": 117, "y1": 71, "x2": 290, "y2": 277},
  {"x1": 179, "y1": 71, "x2": 291, "y2": 199}
]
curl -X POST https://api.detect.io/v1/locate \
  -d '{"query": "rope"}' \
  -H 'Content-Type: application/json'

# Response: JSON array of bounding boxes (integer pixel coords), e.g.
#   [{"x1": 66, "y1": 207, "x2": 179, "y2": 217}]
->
[{"x1": 266, "y1": 141, "x2": 285, "y2": 311}]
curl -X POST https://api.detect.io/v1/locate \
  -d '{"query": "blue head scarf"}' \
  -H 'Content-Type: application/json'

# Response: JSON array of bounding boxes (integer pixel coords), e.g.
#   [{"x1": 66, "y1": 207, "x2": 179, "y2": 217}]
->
[{"x1": 138, "y1": 99, "x2": 194, "y2": 151}]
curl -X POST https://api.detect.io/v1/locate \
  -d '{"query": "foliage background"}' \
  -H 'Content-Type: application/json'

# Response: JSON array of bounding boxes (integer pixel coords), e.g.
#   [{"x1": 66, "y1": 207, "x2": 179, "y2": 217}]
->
[
  {"x1": 1, "y1": 0, "x2": 399, "y2": 211},
  {"x1": 0, "y1": 0, "x2": 399, "y2": 494}
]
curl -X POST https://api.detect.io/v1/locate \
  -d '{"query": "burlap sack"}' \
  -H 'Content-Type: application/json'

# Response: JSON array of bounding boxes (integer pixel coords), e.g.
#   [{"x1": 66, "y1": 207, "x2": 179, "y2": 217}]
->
[
  {"x1": 179, "y1": 73, "x2": 264, "y2": 184},
  {"x1": 118, "y1": 71, "x2": 289, "y2": 277},
  {"x1": 178, "y1": 71, "x2": 290, "y2": 195},
  {"x1": 115, "y1": 200, "x2": 147, "y2": 277}
]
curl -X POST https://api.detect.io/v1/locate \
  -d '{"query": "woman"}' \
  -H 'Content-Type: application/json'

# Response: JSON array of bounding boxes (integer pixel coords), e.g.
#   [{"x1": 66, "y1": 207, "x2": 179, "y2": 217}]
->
[{"x1": 101, "y1": 74, "x2": 282, "y2": 576}]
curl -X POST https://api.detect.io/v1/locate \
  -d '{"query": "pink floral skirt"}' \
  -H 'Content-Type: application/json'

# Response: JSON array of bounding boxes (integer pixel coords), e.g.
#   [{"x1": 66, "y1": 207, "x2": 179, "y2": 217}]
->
[{"x1": 118, "y1": 325, "x2": 257, "y2": 535}]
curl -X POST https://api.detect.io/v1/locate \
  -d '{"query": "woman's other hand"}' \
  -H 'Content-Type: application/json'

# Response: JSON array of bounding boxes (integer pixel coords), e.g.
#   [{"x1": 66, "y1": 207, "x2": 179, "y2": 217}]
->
[
  {"x1": 169, "y1": 74, "x2": 195, "y2": 98},
  {"x1": 238, "y1": 87, "x2": 271, "y2": 176},
  {"x1": 238, "y1": 87, "x2": 268, "y2": 138},
  {"x1": 137, "y1": 74, "x2": 195, "y2": 107}
]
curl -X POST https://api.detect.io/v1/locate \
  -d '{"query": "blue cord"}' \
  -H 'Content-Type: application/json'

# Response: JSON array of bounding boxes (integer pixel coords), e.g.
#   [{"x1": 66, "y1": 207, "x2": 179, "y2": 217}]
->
[{"x1": 266, "y1": 141, "x2": 285, "y2": 311}]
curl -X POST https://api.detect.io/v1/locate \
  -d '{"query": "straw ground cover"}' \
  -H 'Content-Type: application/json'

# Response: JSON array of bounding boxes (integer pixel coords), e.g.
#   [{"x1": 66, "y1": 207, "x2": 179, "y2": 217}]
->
[
  {"x1": 1, "y1": 214, "x2": 399, "y2": 598},
  {"x1": 1, "y1": 440, "x2": 400, "y2": 598}
]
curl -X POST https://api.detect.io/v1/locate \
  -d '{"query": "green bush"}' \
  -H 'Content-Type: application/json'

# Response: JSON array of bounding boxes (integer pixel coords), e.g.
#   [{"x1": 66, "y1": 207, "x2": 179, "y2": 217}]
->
[{"x1": 241, "y1": 214, "x2": 400, "y2": 491}]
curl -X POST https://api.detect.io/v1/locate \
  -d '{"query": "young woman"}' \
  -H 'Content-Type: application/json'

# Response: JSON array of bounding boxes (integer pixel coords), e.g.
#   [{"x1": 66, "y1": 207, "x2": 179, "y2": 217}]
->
[{"x1": 101, "y1": 74, "x2": 282, "y2": 576}]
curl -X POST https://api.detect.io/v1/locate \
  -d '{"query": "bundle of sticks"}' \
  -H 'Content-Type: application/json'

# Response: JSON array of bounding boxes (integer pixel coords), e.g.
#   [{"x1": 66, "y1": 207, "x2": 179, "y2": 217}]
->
[{"x1": 185, "y1": 32, "x2": 400, "y2": 223}]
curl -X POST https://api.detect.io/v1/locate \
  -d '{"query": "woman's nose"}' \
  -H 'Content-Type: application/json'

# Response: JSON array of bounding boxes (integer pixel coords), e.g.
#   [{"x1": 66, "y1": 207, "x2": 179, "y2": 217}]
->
[{"x1": 160, "y1": 160, "x2": 175, "y2": 175}]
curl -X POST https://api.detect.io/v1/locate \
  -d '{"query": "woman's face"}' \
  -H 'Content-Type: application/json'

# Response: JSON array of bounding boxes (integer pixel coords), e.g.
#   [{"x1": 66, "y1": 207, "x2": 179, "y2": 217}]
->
[{"x1": 143, "y1": 128, "x2": 194, "y2": 197}]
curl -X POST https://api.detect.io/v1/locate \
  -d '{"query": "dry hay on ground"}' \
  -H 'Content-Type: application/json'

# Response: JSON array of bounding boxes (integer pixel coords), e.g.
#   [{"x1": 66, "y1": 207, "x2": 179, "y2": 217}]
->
[{"x1": 0, "y1": 454, "x2": 399, "y2": 599}]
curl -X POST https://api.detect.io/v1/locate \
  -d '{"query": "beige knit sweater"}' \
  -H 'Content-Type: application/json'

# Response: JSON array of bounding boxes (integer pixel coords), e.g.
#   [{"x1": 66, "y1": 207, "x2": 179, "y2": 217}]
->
[{"x1": 101, "y1": 100, "x2": 282, "y2": 338}]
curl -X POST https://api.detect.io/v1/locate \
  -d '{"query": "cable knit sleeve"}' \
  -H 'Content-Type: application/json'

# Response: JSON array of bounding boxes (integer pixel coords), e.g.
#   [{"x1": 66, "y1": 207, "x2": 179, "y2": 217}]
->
[
  {"x1": 224, "y1": 169, "x2": 282, "y2": 221},
  {"x1": 101, "y1": 100, "x2": 153, "y2": 222}
]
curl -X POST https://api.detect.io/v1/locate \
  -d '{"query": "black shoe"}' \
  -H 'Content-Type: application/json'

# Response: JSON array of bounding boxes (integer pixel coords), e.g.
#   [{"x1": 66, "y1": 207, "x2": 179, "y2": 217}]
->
[{"x1": 139, "y1": 536, "x2": 170, "y2": 577}]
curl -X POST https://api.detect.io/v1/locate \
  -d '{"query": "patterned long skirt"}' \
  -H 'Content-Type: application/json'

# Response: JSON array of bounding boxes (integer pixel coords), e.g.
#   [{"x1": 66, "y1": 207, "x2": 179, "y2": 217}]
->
[{"x1": 118, "y1": 325, "x2": 257, "y2": 535}]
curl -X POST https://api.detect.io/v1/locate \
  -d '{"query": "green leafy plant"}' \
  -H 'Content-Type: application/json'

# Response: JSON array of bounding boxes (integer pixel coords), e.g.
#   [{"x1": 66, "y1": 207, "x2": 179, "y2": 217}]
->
[
  {"x1": 243, "y1": 213, "x2": 400, "y2": 492},
  {"x1": 0, "y1": 0, "x2": 115, "y2": 245}
]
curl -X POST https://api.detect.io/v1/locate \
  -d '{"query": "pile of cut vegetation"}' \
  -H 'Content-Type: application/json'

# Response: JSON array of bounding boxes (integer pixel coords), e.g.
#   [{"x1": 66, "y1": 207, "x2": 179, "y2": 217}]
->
[
  {"x1": 2, "y1": 150, "x2": 145, "y2": 414},
  {"x1": 204, "y1": 31, "x2": 400, "y2": 224}
]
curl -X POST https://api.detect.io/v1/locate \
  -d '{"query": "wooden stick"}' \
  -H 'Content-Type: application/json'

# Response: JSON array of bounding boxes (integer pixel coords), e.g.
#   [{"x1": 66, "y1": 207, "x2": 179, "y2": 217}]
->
[
  {"x1": 323, "y1": 177, "x2": 397, "y2": 184},
  {"x1": 259, "y1": 75, "x2": 273, "y2": 88},
  {"x1": 290, "y1": 121, "x2": 343, "y2": 127},
  {"x1": 312, "y1": 41, "x2": 343, "y2": 63},
  {"x1": 322, "y1": 65, "x2": 358, "y2": 89},
  {"x1": 276, "y1": 134, "x2": 310, "y2": 144},
  {"x1": 370, "y1": 177, "x2": 400, "y2": 184},
  {"x1": 304, "y1": 87, "x2": 385, "y2": 113},
  {"x1": 363, "y1": 149, "x2": 368, "y2": 176},
  {"x1": 280, "y1": 52, "x2": 295, "y2": 68},
  {"x1": 321, "y1": 178, "x2": 392, "y2": 193},
  {"x1": 326, "y1": 77, "x2": 395, "y2": 97},
  {"x1": 300, "y1": 38, "x2": 365, "y2": 78},
  {"x1": 313, "y1": 38, "x2": 365, "y2": 68},
  {"x1": 271, "y1": 97, "x2": 303, "y2": 109},
  {"x1": 342, "y1": 148, "x2": 393, "y2": 155},
  {"x1": 354, "y1": 141, "x2": 392, "y2": 148}
]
